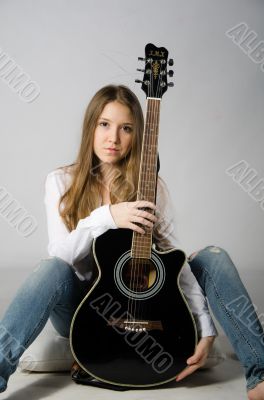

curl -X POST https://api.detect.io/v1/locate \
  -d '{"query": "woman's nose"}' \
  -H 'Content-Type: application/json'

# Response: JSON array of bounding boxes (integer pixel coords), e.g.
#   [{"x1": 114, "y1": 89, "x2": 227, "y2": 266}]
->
[{"x1": 108, "y1": 126, "x2": 120, "y2": 143}]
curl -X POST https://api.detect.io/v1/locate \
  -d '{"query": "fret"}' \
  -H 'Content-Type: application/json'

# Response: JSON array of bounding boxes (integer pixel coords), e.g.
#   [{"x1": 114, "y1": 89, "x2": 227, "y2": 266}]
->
[
  {"x1": 132, "y1": 247, "x2": 152, "y2": 251},
  {"x1": 140, "y1": 150, "x2": 158, "y2": 156},
  {"x1": 140, "y1": 160, "x2": 157, "y2": 166},
  {"x1": 138, "y1": 175, "x2": 157, "y2": 180},
  {"x1": 139, "y1": 169, "x2": 157, "y2": 174},
  {"x1": 132, "y1": 245, "x2": 152, "y2": 248},
  {"x1": 132, "y1": 244, "x2": 152, "y2": 250},
  {"x1": 144, "y1": 126, "x2": 159, "y2": 131},
  {"x1": 144, "y1": 128, "x2": 159, "y2": 134},
  {"x1": 138, "y1": 192, "x2": 156, "y2": 196},
  {"x1": 146, "y1": 97, "x2": 161, "y2": 101},
  {"x1": 138, "y1": 185, "x2": 156, "y2": 192},
  {"x1": 139, "y1": 156, "x2": 158, "y2": 161},
  {"x1": 137, "y1": 191, "x2": 156, "y2": 197},
  {"x1": 138, "y1": 179, "x2": 157, "y2": 185},
  {"x1": 132, "y1": 95, "x2": 160, "y2": 258},
  {"x1": 134, "y1": 235, "x2": 153, "y2": 239},
  {"x1": 132, "y1": 242, "x2": 152, "y2": 245},
  {"x1": 138, "y1": 180, "x2": 156, "y2": 185},
  {"x1": 137, "y1": 180, "x2": 156, "y2": 188},
  {"x1": 139, "y1": 172, "x2": 157, "y2": 176},
  {"x1": 139, "y1": 176, "x2": 156, "y2": 180},
  {"x1": 132, "y1": 240, "x2": 153, "y2": 245},
  {"x1": 133, "y1": 234, "x2": 153, "y2": 239},
  {"x1": 145, "y1": 121, "x2": 159, "y2": 126},
  {"x1": 140, "y1": 145, "x2": 158, "y2": 151}
]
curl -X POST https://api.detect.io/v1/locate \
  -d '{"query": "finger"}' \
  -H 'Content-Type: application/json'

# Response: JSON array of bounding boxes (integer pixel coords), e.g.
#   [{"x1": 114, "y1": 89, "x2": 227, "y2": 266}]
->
[
  {"x1": 186, "y1": 342, "x2": 205, "y2": 365},
  {"x1": 134, "y1": 201, "x2": 156, "y2": 210},
  {"x1": 175, "y1": 364, "x2": 200, "y2": 382},
  {"x1": 135, "y1": 210, "x2": 158, "y2": 222},
  {"x1": 129, "y1": 222, "x2": 145, "y2": 234},
  {"x1": 132, "y1": 216, "x2": 154, "y2": 228},
  {"x1": 187, "y1": 352, "x2": 203, "y2": 365}
]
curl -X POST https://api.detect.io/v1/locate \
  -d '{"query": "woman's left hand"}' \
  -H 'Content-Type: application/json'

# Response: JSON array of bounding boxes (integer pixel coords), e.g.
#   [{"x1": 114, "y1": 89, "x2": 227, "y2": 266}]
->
[{"x1": 175, "y1": 336, "x2": 216, "y2": 382}]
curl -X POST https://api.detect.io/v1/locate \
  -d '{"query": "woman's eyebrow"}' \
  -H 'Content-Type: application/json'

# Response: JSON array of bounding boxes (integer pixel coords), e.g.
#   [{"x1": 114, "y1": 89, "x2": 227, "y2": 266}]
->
[
  {"x1": 99, "y1": 117, "x2": 133, "y2": 125},
  {"x1": 98, "y1": 117, "x2": 111, "y2": 121}
]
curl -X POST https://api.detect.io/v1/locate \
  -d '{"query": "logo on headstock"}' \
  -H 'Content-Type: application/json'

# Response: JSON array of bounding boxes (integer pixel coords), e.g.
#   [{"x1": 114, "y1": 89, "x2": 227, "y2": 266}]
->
[
  {"x1": 152, "y1": 61, "x2": 160, "y2": 79},
  {"x1": 148, "y1": 50, "x2": 166, "y2": 58}
]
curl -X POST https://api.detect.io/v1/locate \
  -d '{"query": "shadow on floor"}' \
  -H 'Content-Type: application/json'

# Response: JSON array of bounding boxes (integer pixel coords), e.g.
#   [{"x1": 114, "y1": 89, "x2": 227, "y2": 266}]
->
[
  {"x1": 2, "y1": 357, "x2": 244, "y2": 399},
  {"x1": 2, "y1": 372, "x2": 72, "y2": 400},
  {"x1": 160, "y1": 358, "x2": 244, "y2": 390}
]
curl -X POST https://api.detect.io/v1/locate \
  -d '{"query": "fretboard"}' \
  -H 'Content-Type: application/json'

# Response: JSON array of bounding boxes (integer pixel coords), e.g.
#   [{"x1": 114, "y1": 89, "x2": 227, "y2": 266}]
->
[{"x1": 131, "y1": 98, "x2": 160, "y2": 259}]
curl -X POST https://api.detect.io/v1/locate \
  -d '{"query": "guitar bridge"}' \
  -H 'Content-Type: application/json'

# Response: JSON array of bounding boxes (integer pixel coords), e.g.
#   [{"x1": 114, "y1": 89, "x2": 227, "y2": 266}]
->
[{"x1": 107, "y1": 318, "x2": 163, "y2": 332}]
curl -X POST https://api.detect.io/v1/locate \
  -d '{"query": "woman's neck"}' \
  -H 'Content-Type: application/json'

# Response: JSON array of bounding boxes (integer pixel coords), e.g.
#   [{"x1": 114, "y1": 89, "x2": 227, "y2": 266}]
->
[{"x1": 100, "y1": 185, "x2": 111, "y2": 205}]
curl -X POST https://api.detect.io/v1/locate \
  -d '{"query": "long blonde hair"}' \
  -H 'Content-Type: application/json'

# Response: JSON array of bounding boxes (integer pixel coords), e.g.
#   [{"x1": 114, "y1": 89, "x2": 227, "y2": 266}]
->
[{"x1": 58, "y1": 85, "x2": 144, "y2": 231}]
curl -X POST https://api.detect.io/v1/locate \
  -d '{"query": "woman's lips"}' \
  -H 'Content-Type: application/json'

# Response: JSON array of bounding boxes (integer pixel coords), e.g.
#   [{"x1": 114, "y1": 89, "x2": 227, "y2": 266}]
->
[{"x1": 105, "y1": 148, "x2": 119, "y2": 153}]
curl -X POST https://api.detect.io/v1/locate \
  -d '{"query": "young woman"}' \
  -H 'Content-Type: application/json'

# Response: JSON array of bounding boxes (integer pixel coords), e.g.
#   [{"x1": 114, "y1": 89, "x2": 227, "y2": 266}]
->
[{"x1": 0, "y1": 85, "x2": 263, "y2": 399}]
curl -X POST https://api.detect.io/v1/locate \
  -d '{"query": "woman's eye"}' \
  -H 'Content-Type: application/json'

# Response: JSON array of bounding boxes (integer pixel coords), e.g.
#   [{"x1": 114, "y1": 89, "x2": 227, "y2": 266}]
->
[
  {"x1": 123, "y1": 125, "x2": 133, "y2": 133},
  {"x1": 99, "y1": 121, "x2": 108, "y2": 127}
]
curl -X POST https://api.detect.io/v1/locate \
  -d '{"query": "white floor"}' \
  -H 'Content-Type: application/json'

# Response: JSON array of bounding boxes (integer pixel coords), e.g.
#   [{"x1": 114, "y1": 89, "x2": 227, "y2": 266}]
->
[
  {"x1": 1, "y1": 357, "x2": 247, "y2": 400},
  {"x1": 1, "y1": 335, "x2": 249, "y2": 400}
]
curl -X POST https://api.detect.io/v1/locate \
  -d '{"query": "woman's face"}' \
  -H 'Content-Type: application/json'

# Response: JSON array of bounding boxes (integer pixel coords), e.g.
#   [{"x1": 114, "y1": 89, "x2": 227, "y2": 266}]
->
[{"x1": 93, "y1": 101, "x2": 134, "y2": 167}]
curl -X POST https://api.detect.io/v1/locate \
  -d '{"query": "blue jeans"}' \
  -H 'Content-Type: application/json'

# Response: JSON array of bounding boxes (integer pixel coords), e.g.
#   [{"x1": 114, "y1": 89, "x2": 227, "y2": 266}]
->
[
  {"x1": 0, "y1": 257, "x2": 89, "y2": 393},
  {"x1": 0, "y1": 248, "x2": 264, "y2": 392},
  {"x1": 188, "y1": 245, "x2": 264, "y2": 391}
]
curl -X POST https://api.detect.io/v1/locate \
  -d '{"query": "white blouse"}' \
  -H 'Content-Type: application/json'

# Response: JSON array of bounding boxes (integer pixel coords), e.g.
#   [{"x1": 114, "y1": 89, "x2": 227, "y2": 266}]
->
[{"x1": 44, "y1": 167, "x2": 217, "y2": 338}]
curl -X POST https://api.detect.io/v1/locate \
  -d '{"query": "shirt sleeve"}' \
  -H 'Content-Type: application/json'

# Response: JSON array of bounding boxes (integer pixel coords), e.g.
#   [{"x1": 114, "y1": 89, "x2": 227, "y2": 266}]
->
[
  {"x1": 155, "y1": 177, "x2": 218, "y2": 338},
  {"x1": 179, "y1": 263, "x2": 218, "y2": 338},
  {"x1": 44, "y1": 170, "x2": 118, "y2": 279},
  {"x1": 153, "y1": 176, "x2": 181, "y2": 250}
]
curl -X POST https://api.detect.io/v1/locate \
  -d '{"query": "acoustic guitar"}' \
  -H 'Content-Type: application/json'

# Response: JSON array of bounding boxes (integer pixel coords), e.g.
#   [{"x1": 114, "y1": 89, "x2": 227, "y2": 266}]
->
[{"x1": 70, "y1": 43, "x2": 197, "y2": 388}]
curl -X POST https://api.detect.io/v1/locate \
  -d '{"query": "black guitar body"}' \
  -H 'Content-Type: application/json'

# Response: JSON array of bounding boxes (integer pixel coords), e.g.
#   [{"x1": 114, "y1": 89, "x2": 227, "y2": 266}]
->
[{"x1": 70, "y1": 229, "x2": 197, "y2": 388}]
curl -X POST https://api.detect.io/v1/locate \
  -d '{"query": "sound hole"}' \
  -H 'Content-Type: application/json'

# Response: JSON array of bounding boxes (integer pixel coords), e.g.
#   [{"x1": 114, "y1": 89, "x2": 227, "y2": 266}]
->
[{"x1": 122, "y1": 258, "x2": 157, "y2": 292}]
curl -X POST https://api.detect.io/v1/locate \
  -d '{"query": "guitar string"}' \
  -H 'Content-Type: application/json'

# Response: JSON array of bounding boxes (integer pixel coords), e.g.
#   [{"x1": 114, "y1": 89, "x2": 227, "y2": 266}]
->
[
  {"x1": 133, "y1": 88, "x2": 160, "y2": 327},
  {"x1": 127, "y1": 58, "x2": 165, "y2": 330},
  {"x1": 141, "y1": 93, "x2": 155, "y2": 325},
  {"x1": 140, "y1": 84, "x2": 160, "y2": 325},
  {"x1": 127, "y1": 89, "x2": 150, "y2": 326},
  {"x1": 128, "y1": 87, "x2": 154, "y2": 325},
  {"x1": 137, "y1": 82, "x2": 160, "y2": 326},
  {"x1": 144, "y1": 92, "x2": 156, "y2": 324},
  {"x1": 129, "y1": 87, "x2": 150, "y2": 328},
  {"x1": 138, "y1": 83, "x2": 153, "y2": 326},
  {"x1": 132, "y1": 92, "x2": 152, "y2": 325},
  {"x1": 137, "y1": 94, "x2": 153, "y2": 327},
  {"x1": 138, "y1": 70, "x2": 163, "y2": 326},
  {"x1": 144, "y1": 86, "x2": 160, "y2": 324},
  {"x1": 134, "y1": 82, "x2": 152, "y2": 325}
]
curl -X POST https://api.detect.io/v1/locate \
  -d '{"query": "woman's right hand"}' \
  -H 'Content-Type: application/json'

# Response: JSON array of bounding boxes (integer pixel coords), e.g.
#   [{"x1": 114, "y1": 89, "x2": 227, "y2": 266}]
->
[{"x1": 109, "y1": 201, "x2": 158, "y2": 234}]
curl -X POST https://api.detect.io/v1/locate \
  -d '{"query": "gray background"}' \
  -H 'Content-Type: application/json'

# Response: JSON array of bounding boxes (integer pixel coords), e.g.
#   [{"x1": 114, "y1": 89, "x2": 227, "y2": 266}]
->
[{"x1": 0, "y1": 0, "x2": 263, "y2": 323}]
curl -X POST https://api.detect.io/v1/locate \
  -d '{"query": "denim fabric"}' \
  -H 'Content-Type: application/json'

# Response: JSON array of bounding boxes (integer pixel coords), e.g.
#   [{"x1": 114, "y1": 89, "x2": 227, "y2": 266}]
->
[
  {"x1": 1, "y1": 249, "x2": 264, "y2": 393},
  {"x1": 188, "y1": 245, "x2": 264, "y2": 391},
  {"x1": 0, "y1": 257, "x2": 89, "y2": 392}
]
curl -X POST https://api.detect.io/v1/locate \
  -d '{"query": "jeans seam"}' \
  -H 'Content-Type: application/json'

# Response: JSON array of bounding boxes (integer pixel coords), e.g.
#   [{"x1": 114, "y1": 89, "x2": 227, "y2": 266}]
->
[
  {"x1": 199, "y1": 262, "x2": 261, "y2": 368},
  {"x1": 247, "y1": 375, "x2": 264, "y2": 391},
  {"x1": 23, "y1": 277, "x2": 74, "y2": 348}
]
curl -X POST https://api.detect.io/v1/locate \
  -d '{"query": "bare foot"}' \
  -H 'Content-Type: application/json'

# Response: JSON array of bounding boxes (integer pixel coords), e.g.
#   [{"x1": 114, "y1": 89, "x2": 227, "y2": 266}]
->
[{"x1": 248, "y1": 381, "x2": 264, "y2": 400}]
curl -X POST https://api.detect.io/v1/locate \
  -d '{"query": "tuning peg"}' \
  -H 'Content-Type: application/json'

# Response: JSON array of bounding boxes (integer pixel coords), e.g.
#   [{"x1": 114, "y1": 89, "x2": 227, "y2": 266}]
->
[
  {"x1": 168, "y1": 59, "x2": 174, "y2": 66},
  {"x1": 168, "y1": 70, "x2": 174, "y2": 77},
  {"x1": 136, "y1": 68, "x2": 145, "y2": 72},
  {"x1": 138, "y1": 57, "x2": 145, "y2": 61},
  {"x1": 135, "y1": 79, "x2": 143, "y2": 84},
  {"x1": 168, "y1": 82, "x2": 174, "y2": 87}
]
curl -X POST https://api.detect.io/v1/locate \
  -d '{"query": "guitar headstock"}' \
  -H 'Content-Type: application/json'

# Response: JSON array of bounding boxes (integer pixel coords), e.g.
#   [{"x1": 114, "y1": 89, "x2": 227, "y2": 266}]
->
[{"x1": 136, "y1": 43, "x2": 174, "y2": 99}]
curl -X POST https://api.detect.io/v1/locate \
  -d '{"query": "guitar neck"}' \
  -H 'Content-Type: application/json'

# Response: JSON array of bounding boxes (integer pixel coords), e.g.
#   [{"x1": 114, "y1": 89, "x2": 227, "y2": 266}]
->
[{"x1": 131, "y1": 98, "x2": 161, "y2": 259}]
